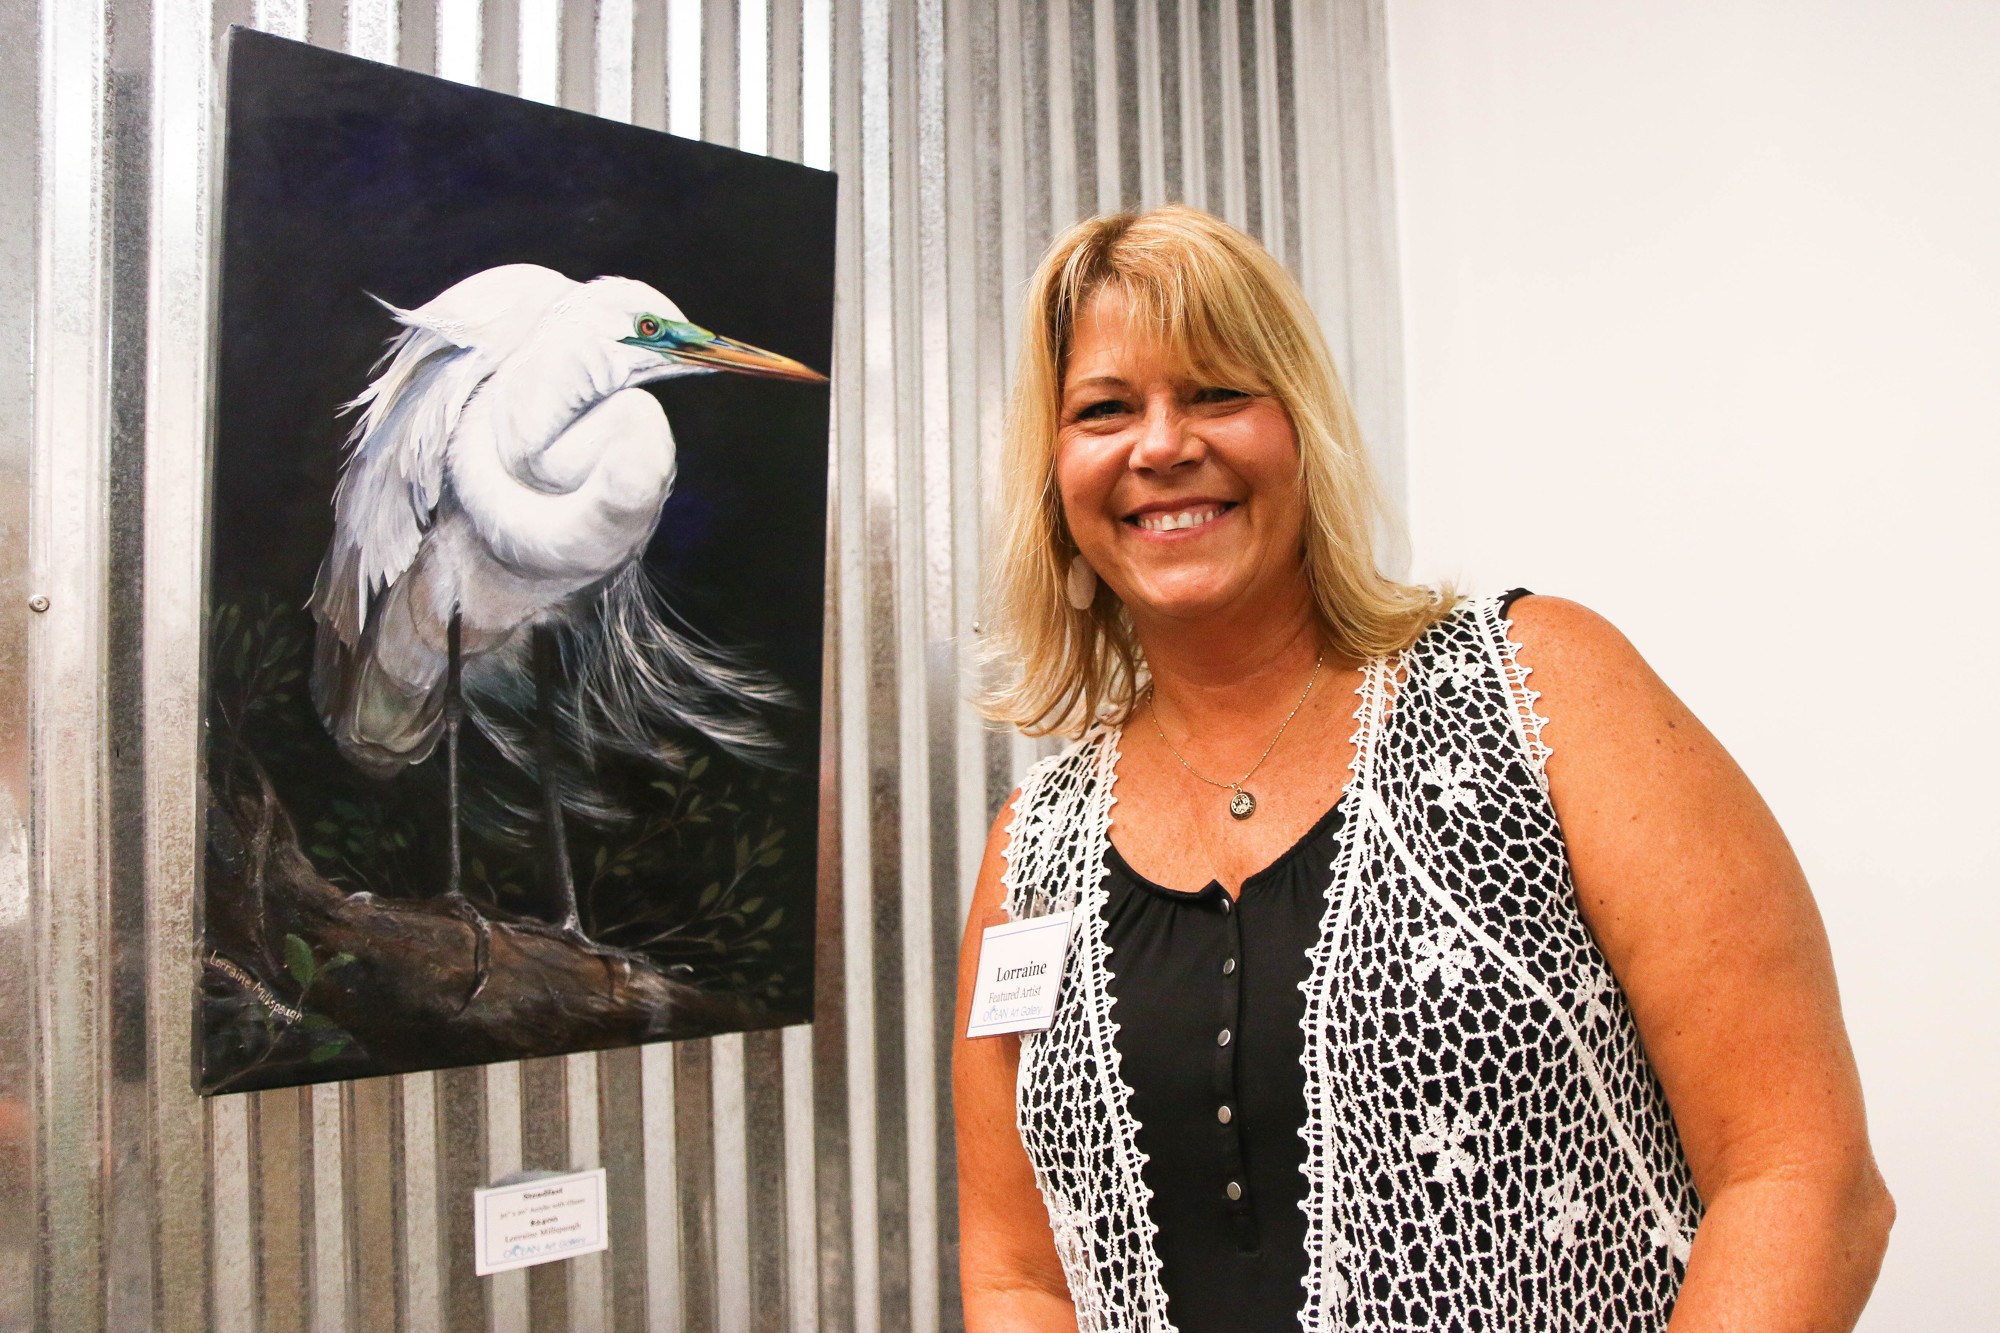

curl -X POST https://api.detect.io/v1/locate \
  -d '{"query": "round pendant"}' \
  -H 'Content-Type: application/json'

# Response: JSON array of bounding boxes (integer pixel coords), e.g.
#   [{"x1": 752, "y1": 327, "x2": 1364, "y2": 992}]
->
[{"x1": 1229, "y1": 789, "x2": 1257, "y2": 820}]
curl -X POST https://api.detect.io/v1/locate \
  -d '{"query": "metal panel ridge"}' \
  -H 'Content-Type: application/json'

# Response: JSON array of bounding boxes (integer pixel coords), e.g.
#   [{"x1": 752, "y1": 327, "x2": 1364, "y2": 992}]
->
[
  {"x1": 34, "y1": 0, "x2": 113, "y2": 1325},
  {"x1": 0, "y1": 0, "x2": 43, "y2": 1325},
  {"x1": 143, "y1": 0, "x2": 218, "y2": 1326}
]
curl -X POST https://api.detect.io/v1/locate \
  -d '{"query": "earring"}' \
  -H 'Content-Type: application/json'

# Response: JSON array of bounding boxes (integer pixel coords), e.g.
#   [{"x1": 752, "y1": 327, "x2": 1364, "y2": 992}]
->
[{"x1": 1066, "y1": 555, "x2": 1098, "y2": 611}]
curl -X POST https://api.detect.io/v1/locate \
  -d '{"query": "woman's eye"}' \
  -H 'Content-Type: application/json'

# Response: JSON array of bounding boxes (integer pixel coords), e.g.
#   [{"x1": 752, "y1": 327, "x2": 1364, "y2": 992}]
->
[
  {"x1": 1194, "y1": 386, "x2": 1250, "y2": 404},
  {"x1": 1073, "y1": 399, "x2": 1127, "y2": 421}
]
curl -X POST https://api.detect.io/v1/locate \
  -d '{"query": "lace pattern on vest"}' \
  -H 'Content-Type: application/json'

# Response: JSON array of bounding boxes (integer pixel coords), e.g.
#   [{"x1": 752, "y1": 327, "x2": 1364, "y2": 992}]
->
[
  {"x1": 1298, "y1": 598, "x2": 1701, "y2": 1328},
  {"x1": 1002, "y1": 724, "x2": 1170, "y2": 1331},
  {"x1": 1006, "y1": 596, "x2": 1701, "y2": 1330}
]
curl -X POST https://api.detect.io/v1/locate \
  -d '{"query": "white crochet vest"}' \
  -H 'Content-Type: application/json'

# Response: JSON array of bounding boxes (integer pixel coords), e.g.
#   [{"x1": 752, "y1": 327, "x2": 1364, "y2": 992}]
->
[{"x1": 1001, "y1": 596, "x2": 1701, "y2": 1331}]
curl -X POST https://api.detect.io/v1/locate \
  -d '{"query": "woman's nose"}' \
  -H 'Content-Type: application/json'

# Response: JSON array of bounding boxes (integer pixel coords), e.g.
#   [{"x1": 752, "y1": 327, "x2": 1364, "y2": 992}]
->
[{"x1": 1129, "y1": 403, "x2": 1203, "y2": 473}]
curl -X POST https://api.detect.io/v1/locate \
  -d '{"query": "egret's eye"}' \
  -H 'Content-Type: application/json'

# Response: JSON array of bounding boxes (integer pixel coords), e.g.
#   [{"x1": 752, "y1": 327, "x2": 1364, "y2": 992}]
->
[{"x1": 635, "y1": 316, "x2": 664, "y2": 340}]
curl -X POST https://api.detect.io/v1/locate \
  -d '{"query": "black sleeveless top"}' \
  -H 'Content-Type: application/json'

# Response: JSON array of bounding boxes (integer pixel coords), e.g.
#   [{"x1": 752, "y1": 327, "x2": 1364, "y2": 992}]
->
[
  {"x1": 1101, "y1": 590, "x2": 1533, "y2": 1331},
  {"x1": 1101, "y1": 798, "x2": 1348, "y2": 1331}
]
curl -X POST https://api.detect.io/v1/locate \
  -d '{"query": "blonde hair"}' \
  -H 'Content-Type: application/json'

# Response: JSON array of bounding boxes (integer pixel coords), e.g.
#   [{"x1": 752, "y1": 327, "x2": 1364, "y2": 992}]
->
[{"x1": 981, "y1": 205, "x2": 1451, "y2": 738}]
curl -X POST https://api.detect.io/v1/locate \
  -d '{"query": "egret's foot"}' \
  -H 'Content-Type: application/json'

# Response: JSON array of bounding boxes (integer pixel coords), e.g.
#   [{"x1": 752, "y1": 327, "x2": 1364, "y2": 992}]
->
[
  {"x1": 434, "y1": 890, "x2": 494, "y2": 1013},
  {"x1": 504, "y1": 917, "x2": 656, "y2": 973},
  {"x1": 556, "y1": 924, "x2": 642, "y2": 993}
]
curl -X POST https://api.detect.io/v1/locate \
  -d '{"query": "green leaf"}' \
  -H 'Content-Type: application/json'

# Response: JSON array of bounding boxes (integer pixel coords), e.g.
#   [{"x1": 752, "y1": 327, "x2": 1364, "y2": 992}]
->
[
  {"x1": 698, "y1": 882, "x2": 721, "y2": 909},
  {"x1": 284, "y1": 934, "x2": 315, "y2": 988},
  {"x1": 324, "y1": 953, "x2": 356, "y2": 972},
  {"x1": 688, "y1": 756, "x2": 709, "y2": 781},
  {"x1": 757, "y1": 850, "x2": 784, "y2": 868},
  {"x1": 299, "y1": 1013, "x2": 336, "y2": 1031},
  {"x1": 309, "y1": 1039, "x2": 350, "y2": 1063},
  {"x1": 594, "y1": 846, "x2": 608, "y2": 872},
  {"x1": 740, "y1": 897, "x2": 763, "y2": 915},
  {"x1": 763, "y1": 908, "x2": 785, "y2": 930}
]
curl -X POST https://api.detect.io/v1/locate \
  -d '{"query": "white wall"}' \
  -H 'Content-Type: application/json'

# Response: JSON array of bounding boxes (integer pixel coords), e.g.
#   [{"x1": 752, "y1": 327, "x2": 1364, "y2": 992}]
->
[{"x1": 1386, "y1": 1, "x2": 2000, "y2": 1325}]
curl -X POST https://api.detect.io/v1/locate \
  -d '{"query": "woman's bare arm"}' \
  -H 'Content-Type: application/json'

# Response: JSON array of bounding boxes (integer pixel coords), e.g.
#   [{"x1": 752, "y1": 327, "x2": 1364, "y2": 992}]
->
[
  {"x1": 954, "y1": 793, "x2": 1079, "y2": 1332},
  {"x1": 1512, "y1": 597, "x2": 1893, "y2": 1330}
]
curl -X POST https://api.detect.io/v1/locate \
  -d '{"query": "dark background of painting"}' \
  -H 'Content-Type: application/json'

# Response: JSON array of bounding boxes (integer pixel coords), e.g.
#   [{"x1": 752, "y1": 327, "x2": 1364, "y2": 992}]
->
[{"x1": 203, "y1": 29, "x2": 834, "y2": 1089}]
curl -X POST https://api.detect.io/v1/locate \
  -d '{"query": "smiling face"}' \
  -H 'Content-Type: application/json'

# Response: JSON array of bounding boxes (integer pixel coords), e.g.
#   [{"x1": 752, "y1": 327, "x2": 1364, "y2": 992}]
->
[{"x1": 1053, "y1": 285, "x2": 1311, "y2": 631}]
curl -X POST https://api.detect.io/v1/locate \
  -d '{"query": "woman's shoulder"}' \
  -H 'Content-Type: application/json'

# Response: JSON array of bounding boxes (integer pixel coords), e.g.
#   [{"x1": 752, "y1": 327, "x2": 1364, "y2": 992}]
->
[
  {"x1": 1405, "y1": 590, "x2": 1663, "y2": 763},
  {"x1": 1481, "y1": 593, "x2": 1692, "y2": 787},
  {"x1": 1498, "y1": 593, "x2": 1653, "y2": 688},
  {"x1": 1406, "y1": 588, "x2": 1641, "y2": 671}
]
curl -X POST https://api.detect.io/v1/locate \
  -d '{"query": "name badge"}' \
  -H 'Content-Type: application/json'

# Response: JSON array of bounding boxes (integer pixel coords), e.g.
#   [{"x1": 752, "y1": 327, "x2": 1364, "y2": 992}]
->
[{"x1": 965, "y1": 911, "x2": 1074, "y2": 1038}]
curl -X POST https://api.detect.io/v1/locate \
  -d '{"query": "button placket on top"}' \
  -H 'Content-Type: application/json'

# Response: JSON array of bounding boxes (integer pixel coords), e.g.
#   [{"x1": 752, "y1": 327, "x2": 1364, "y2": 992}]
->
[{"x1": 1211, "y1": 884, "x2": 1259, "y2": 1251}]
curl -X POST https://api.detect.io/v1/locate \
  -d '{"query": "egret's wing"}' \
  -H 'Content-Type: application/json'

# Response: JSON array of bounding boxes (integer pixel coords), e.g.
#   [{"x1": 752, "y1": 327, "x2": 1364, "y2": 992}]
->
[
  {"x1": 309, "y1": 265, "x2": 585, "y2": 776},
  {"x1": 311, "y1": 328, "x2": 483, "y2": 652},
  {"x1": 311, "y1": 264, "x2": 579, "y2": 651},
  {"x1": 305, "y1": 323, "x2": 487, "y2": 776}
]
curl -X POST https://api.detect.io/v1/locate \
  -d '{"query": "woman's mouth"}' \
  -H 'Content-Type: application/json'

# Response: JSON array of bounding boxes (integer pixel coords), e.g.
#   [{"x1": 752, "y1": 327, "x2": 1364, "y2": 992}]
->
[{"x1": 1127, "y1": 502, "x2": 1235, "y2": 533}]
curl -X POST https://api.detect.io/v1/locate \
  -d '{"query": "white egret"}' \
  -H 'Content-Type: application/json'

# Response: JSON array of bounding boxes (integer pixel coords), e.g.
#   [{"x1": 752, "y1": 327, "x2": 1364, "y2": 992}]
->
[{"x1": 309, "y1": 263, "x2": 825, "y2": 941}]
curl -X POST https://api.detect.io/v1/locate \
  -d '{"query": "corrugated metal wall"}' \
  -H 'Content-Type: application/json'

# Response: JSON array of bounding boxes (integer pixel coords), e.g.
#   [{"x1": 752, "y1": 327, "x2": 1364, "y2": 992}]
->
[{"x1": 0, "y1": 0, "x2": 1402, "y2": 1329}]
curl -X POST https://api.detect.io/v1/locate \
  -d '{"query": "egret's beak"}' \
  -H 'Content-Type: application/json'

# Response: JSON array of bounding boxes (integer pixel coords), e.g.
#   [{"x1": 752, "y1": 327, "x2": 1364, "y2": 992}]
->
[
  {"x1": 622, "y1": 320, "x2": 827, "y2": 383},
  {"x1": 672, "y1": 333, "x2": 828, "y2": 383}
]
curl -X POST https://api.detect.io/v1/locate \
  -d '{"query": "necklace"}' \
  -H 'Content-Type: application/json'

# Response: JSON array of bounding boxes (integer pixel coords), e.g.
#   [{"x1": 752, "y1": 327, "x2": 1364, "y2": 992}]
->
[{"x1": 1147, "y1": 651, "x2": 1324, "y2": 820}]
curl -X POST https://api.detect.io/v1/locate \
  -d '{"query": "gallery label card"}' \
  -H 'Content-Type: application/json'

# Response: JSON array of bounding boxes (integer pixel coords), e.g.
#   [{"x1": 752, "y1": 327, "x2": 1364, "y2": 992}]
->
[
  {"x1": 965, "y1": 911, "x2": 1074, "y2": 1038},
  {"x1": 473, "y1": 1168, "x2": 609, "y2": 1275}
]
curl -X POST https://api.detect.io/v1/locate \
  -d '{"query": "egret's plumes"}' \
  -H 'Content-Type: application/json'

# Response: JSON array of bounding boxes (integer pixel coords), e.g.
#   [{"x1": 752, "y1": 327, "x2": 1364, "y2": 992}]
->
[
  {"x1": 309, "y1": 263, "x2": 823, "y2": 836},
  {"x1": 453, "y1": 566, "x2": 795, "y2": 838}
]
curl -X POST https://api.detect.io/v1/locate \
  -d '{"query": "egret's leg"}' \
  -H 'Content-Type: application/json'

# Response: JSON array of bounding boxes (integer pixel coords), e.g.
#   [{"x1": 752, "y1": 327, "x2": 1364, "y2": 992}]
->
[
  {"x1": 445, "y1": 608, "x2": 464, "y2": 898},
  {"x1": 439, "y1": 607, "x2": 494, "y2": 1012},
  {"x1": 532, "y1": 625, "x2": 581, "y2": 935}
]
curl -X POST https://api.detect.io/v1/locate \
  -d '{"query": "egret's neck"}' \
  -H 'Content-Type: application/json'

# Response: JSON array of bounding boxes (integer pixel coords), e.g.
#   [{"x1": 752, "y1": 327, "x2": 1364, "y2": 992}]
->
[{"x1": 486, "y1": 338, "x2": 668, "y2": 488}]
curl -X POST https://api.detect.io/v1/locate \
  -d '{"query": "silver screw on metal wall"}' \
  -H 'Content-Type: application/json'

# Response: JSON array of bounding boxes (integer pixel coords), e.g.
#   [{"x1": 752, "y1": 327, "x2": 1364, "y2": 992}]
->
[{"x1": 28, "y1": 595, "x2": 49, "y2": 613}]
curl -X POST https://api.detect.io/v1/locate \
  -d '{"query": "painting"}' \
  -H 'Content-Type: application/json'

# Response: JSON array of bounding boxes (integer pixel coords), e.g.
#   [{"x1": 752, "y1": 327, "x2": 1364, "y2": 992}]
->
[{"x1": 199, "y1": 29, "x2": 836, "y2": 1094}]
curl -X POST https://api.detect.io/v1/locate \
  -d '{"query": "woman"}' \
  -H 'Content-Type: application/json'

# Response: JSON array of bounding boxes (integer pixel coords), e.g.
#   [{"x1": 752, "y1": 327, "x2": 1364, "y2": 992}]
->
[{"x1": 953, "y1": 206, "x2": 1892, "y2": 1332}]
